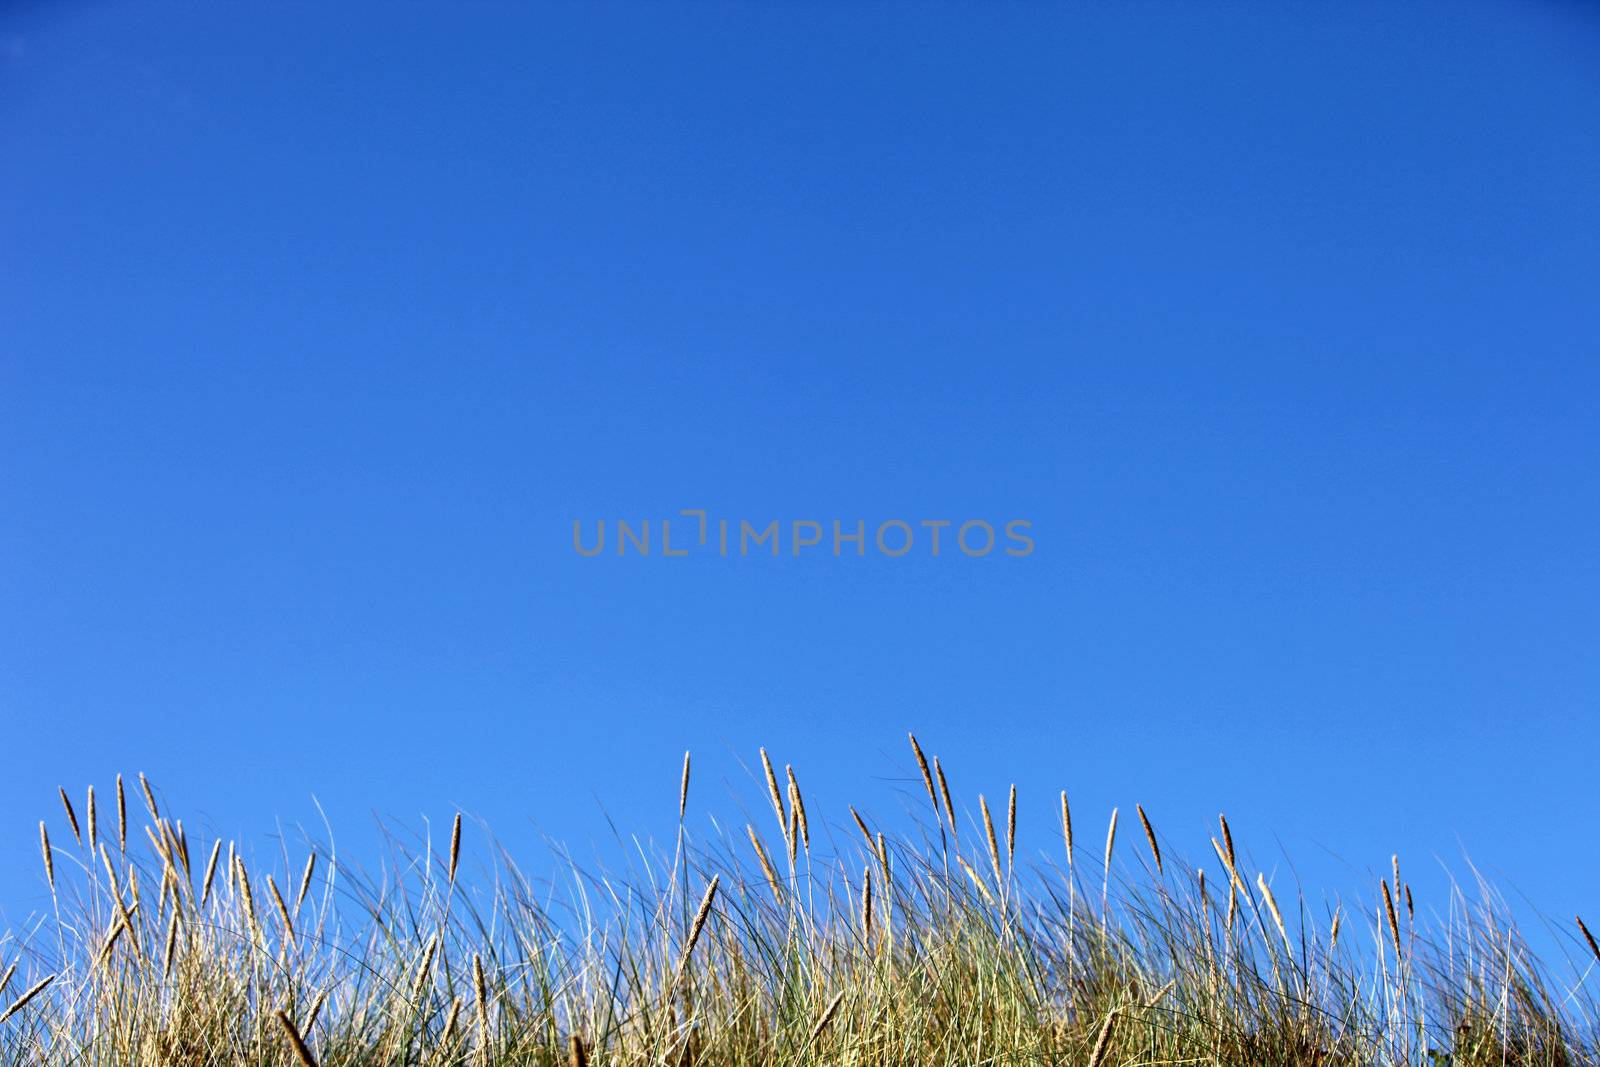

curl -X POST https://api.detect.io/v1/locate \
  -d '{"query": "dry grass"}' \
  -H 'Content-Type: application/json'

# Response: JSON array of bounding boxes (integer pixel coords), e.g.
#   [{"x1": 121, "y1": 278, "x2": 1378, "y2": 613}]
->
[{"x1": 1, "y1": 734, "x2": 1596, "y2": 1066}]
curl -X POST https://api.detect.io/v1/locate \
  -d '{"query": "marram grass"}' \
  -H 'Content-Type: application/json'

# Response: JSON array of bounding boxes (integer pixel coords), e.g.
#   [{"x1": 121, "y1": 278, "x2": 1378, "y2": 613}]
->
[{"x1": 2, "y1": 737, "x2": 1597, "y2": 1066}]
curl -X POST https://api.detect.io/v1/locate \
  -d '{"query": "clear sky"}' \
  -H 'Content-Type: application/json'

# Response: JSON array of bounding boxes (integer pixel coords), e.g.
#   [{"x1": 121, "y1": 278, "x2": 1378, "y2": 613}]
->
[{"x1": 3, "y1": 2, "x2": 1597, "y2": 944}]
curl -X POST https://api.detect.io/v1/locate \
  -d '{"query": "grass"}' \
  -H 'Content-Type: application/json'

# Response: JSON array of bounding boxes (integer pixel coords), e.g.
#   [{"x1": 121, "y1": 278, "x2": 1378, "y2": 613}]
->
[{"x1": 1, "y1": 738, "x2": 1597, "y2": 1066}]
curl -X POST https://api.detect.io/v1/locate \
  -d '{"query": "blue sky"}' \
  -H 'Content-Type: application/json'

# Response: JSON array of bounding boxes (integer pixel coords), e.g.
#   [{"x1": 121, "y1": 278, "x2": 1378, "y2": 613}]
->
[{"x1": 3, "y1": 2, "x2": 1598, "y2": 946}]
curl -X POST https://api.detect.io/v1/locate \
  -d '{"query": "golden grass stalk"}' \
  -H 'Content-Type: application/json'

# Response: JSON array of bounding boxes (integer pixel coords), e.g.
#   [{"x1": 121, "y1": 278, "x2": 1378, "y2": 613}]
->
[
  {"x1": 86, "y1": 785, "x2": 97, "y2": 852},
  {"x1": 980, "y1": 794, "x2": 1002, "y2": 890},
  {"x1": 1060, "y1": 790, "x2": 1073, "y2": 864},
  {"x1": 1257, "y1": 872, "x2": 1291, "y2": 955},
  {"x1": 162, "y1": 909, "x2": 179, "y2": 979},
  {"x1": 1085, "y1": 1010, "x2": 1117, "y2": 1067},
  {"x1": 115, "y1": 774, "x2": 127, "y2": 853},
  {"x1": 957, "y1": 855, "x2": 997, "y2": 909},
  {"x1": 1208, "y1": 837, "x2": 1241, "y2": 933},
  {"x1": 1103, "y1": 808, "x2": 1119, "y2": 889},
  {"x1": 57, "y1": 788, "x2": 80, "y2": 847},
  {"x1": 1144, "y1": 978, "x2": 1176, "y2": 1010},
  {"x1": 305, "y1": 986, "x2": 330, "y2": 1033},
  {"x1": 746, "y1": 826, "x2": 781, "y2": 899},
  {"x1": 1382, "y1": 879, "x2": 1402, "y2": 961},
  {"x1": 38, "y1": 822, "x2": 53, "y2": 894},
  {"x1": 440, "y1": 995, "x2": 462, "y2": 1045},
  {"x1": 276, "y1": 1009, "x2": 320, "y2": 1067},
  {"x1": 850, "y1": 807, "x2": 875, "y2": 855},
  {"x1": 144, "y1": 825, "x2": 176, "y2": 885},
  {"x1": 861, "y1": 864, "x2": 874, "y2": 945},
  {"x1": 414, "y1": 933, "x2": 439, "y2": 996},
  {"x1": 472, "y1": 953, "x2": 489, "y2": 1048},
  {"x1": 758, "y1": 748, "x2": 789, "y2": 857},
  {"x1": 1209, "y1": 837, "x2": 1243, "y2": 890},
  {"x1": 679, "y1": 750, "x2": 691, "y2": 820},
  {"x1": 268, "y1": 874, "x2": 295, "y2": 943},
  {"x1": 908, "y1": 733, "x2": 937, "y2": 811},
  {"x1": 1579, "y1": 915, "x2": 1600, "y2": 963},
  {"x1": 449, "y1": 813, "x2": 463, "y2": 885},
  {"x1": 94, "y1": 920, "x2": 127, "y2": 971},
  {"x1": 807, "y1": 989, "x2": 846, "y2": 1043},
  {"x1": 1006, "y1": 784, "x2": 1017, "y2": 875},
  {"x1": 0, "y1": 974, "x2": 55, "y2": 1027},
  {"x1": 97, "y1": 847, "x2": 144, "y2": 963},
  {"x1": 138, "y1": 773, "x2": 160, "y2": 822},
  {"x1": 934, "y1": 757, "x2": 958, "y2": 842},
  {"x1": 676, "y1": 876, "x2": 720, "y2": 983},
  {"x1": 200, "y1": 839, "x2": 223, "y2": 908},
  {"x1": 787, "y1": 765, "x2": 810, "y2": 855},
  {"x1": 1136, "y1": 804, "x2": 1162, "y2": 875},
  {"x1": 97, "y1": 843, "x2": 118, "y2": 888},
  {"x1": 237, "y1": 857, "x2": 261, "y2": 944},
  {"x1": 786, "y1": 795, "x2": 800, "y2": 869},
  {"x1": 295, "y1": 853, "x2": 317, "y2": 912},
  {"x1": 163, "y1": 818, "x2": 189, "y2": 878}
]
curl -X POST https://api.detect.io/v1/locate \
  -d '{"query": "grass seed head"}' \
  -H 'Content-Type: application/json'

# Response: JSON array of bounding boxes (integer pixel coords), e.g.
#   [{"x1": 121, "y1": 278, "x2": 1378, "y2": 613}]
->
[
  {"x1": 1060, "y1": 790, "x2": 1073, "y2": 863},
  {"x1": 1085, "y1": 1010, "x2": 1117, "y2": 1067},
  {"x1": 1006, "y1": 784, "x2": 1017, "y2": 870},
  {"x1": 679, "y1": 750, "x2": 691, "y2": 820},
  {"x1": 38, "y1": 822, "x2": 54, "y2": 894},
  {"x1": 786, "y1": 765, "x2": 810, "y2": 855},
  {"x1": 908, "y1": 732, "x2": 937, "y2": 810},
  {"x1": 138, "y1": 773, "x2": 159, "y2": 823},
  {"x1": 115, "y1": 774, "x2": 127, "y2": 853},
  {"x1": 1137, "y1": 804, "x2": 1162, "y2": 875},
  {"x1": 58, "y1": 788, "x2": 81, "y2": 846},
  {"x1": 276, "y1": 1009, "x2": 320, "y2": 1067},
  {"x1": 758, "y1": 748, "x2": 789, "y2": 854},
  {"x1": 0, "y1": 974, "x2": 55, "y2": 1027},
  {"x1": 980, "y1": 794, "x2": 1003, "y2": 889},
  {"x1": 200, "y1": 839, "x2": 222, "y2": 908},
  {"x1": 1382, "y1": 879, "x2": 1402, "y2": 959},
  {"x1": 295, "y1": 852, "x2": 317, "y2": 912},
  {"x1": 1104, "y1": 807, "x2": 1119, "y2": 881},
  {"x1": 935, "y1": 757, "x2": 958, "y2": 841},
  {"x1": 1578, "y1": 916, "x2": 1600, "y2": 963}
]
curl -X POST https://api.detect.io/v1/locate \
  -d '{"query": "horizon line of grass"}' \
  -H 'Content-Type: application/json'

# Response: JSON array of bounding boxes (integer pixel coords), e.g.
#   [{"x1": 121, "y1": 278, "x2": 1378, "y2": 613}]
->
[{"x1": 2, "y1": 739, "x2": 1598, "y2": 1066}]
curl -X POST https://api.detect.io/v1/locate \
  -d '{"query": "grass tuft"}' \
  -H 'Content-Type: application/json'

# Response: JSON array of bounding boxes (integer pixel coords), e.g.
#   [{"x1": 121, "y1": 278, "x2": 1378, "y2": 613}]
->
[{"x1": 0, "y1": 741, "x2": 1596, "y2": 1065}]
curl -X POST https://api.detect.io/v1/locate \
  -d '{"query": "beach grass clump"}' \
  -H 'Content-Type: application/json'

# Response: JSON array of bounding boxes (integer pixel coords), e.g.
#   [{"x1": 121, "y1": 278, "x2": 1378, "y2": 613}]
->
[{"x1": 1, "y1": 736, "x2": 1596, "y2": 1065}]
